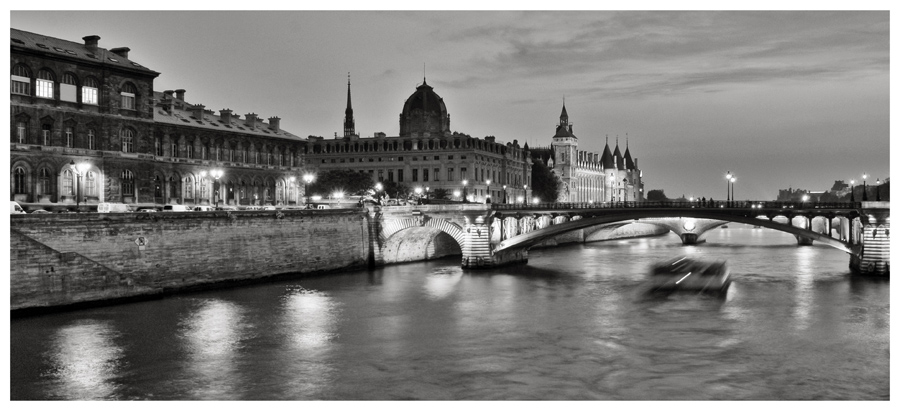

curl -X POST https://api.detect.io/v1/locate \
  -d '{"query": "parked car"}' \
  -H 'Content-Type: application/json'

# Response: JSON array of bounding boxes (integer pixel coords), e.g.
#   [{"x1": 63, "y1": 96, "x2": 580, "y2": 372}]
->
[
  {"x1": 30, "y1": 209, "x2": 51, "y2": 214},
  {"x1": 162, "y1": 205, "x2": 191, "y2": 212},
  {"x1": 136, "y1": 208, "x2": 158, "y2": 213},
  {"x1": 215, "y1": 205, "x2": 238, "y2": 211},
  {"x1": 193, "y1": 205, "x2": 214, "y2": 212},
  {"x1": 97, "y1": 202, "x2": 131, "y2": 213},
  {"x1": 262, "y1": 205, "x2": 276, "y2": 211},
  {"x1": 10, "y1": 201, "x2": 25, "y2": 214}
]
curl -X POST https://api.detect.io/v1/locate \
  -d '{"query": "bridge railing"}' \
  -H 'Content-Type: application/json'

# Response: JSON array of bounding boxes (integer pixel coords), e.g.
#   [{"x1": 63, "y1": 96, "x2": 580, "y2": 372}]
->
[{"x1": 491, "y1": 200, "x2": 861, "y2": 211}]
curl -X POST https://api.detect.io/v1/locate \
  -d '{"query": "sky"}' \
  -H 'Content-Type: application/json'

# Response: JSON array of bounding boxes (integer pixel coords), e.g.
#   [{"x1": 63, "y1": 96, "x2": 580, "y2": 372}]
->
[{"x1": 9, "y1": 8, "x2": 891, "y2": 201}]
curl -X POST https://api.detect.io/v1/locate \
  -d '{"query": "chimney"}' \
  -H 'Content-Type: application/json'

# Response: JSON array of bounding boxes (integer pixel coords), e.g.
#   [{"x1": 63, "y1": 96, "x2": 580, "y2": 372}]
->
[
  {"x1": 83, "y1": 35, "x2": 100, "y2": 48},
  {"x1": 568, "y1": 124, "x2": 573, "y2": 134},
  {"x1": 268, "y1": 116, "x2": 280, "y2": 132},
  {"x1": 163, "y1": 90, "x2": 175, "y2": 113},
  {"x1": 245, "y1": 113, "x2": 257, "y2": 128},
  {"x1": 110, "y1": 47, "x2": 130, "y2": 58},
  {"x1": 220, "y1": 109, "x2": 233, "y2": 125},
  {"x1": 191, "y1": 104, "x2": 205, "y2": 120},
  {"x1": 175, "y1": 89, "x2": 185, "y2": 101}
]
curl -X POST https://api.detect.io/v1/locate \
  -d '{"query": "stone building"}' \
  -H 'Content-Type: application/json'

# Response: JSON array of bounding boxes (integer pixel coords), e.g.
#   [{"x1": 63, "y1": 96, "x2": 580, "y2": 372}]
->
[
  {"x1": 10, "y1": 28, "x2": 309, "y2": 209},
  {"x1": 531, "y1": 104, "x2": 644, "y2": 203},
  {"x1": 306, "y1": 78, "x2": 532, "y2": 203}
]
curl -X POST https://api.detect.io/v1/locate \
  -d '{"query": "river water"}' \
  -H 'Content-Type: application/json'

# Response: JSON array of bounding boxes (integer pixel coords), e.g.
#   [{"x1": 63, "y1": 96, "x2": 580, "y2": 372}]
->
[{"x1": 10, "y1": 227, "x2": 889, "y2": 400}]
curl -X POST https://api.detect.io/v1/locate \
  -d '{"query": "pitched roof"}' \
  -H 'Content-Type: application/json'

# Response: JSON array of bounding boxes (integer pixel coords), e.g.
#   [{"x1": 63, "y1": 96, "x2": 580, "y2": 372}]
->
[
  {"x1": 11, "y1": 28, "x2": 159, "y2": 76},
  {"x1": 600, "y1": 143, "x2": 615, "y2": 169},
  {"x1": 624, "y1": 146, "x2": 635, "y2": 170},
  {"x1": 613, "y1": 143, "x2": 625, "y2": 170}
]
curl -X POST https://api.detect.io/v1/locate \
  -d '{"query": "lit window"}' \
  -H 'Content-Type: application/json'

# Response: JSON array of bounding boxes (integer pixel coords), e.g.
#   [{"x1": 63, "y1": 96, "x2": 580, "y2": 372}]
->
[
  {"x1": 183, "y1": 176, "x2": 194, "y2": 199},
  {"x1": 122, "y1": 170, "x2": 134, "y2": 196},
  {"x1": 82, "y1": 77, "x2": 98, "y2": 105},
  {"x1": 121, "y1": 83, "x2": 136, "y2": 110},
  {"x1": 121, "y1": 128, "x2": 134, "y2": 153},
  {"x1": 200, "y1": 177, "x2": 209, "y2": 200},
  {"x1": 36, "y1": 69, "x2": 54, "y2": 99},
  {"x1": 16, "y1": 121, "x2": 27, "y2": 144},
  {"x1": 11, "y1": 65, "x2": 30, "y2": 95},
  {"x1": 85, "y1": 171, "x2": 97, "y2": 197},
  {"x1": 87, "y1": 129, "x2": 95, "y2": 150},
  {"x1": 62, "y1": 169, "x2": 74, "y2": 196},
  {"x1": 65, "y1": 127, "x2": 73, "y2": 147},
  {"x1": 61, "y1": 73, "x2": 77, "y2": 102}
]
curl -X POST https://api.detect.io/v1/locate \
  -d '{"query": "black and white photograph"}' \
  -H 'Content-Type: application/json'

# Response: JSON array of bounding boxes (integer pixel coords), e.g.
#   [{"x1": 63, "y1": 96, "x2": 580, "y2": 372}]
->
[{"x1": 7, "y1": 4, "x2": 892, "y2": 402}]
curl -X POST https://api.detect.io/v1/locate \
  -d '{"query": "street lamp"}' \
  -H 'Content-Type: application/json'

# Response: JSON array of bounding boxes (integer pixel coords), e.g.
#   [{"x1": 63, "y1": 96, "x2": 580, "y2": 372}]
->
[
  {"x1": 502, "y1": 184, "x2": 507, "y2": 204},
  {"x1": 375, "y1": 182, "x2": 384, "y2": 205},
  {"x1": 850, "y1": 179, "x2": 856, "y2": 202},
  {"x1": 730, "y1": 176, "x2": 736, "y2": 206},
  {"x1": 875, "y1": 178, "x2": 881, "y2": 201},
  {"x1": 862, "y1": 173, "x2": 868, "y2": 201},
  {"x1": 725, "y1": 171, "x2": 732, "y2": 202},
  {"x1": 303, "y1": 173, "x2": 315, "y2": 205},
  {"x1": 532, "y1": 197, "x2": 540, "y2": 205},
  {"x1": 210, "y1": 169, "x2": 224, "y2": 208},
  {"x1": 453, "y1": 190, "x2": 461, "y2": 200},
  {"x1": 523, "y1": 184, "x2": 528, "y2": 203},
  {"x1": 69, "y1": 160, "x2": 90, "y2": 211},
  {"x1": 462, "y1": 180, "x2": 469, "y2": 203},
  {"x1": 414, "y1": 187, "x2": 423, "y2": 203},
  {"x1": 486, "y1": 179, "x2": 491, "y2": 203}
]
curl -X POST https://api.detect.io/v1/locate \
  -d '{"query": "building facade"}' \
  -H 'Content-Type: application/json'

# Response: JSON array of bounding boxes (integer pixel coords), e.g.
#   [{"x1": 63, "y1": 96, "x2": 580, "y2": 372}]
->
[
  {"x1": 306, "y1": 78, "x2": 533, "y2": 203},
  {"x1": 532, "y1": 104, "x2": 644, "y2": 203},
  {"x1": 10, "y1": 28, "x2": 310, "y2": 209}
]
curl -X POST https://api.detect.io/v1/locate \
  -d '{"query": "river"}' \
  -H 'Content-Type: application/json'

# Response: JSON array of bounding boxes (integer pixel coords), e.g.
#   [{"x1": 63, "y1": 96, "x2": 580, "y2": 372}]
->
[{"x1": 10, "y1": 227, "x2": 889, "y2": 400}]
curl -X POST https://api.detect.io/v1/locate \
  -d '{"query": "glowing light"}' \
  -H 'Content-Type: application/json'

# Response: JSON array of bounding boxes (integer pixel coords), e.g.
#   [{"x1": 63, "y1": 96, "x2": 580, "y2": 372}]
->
[
  {"x1": 311, "y1": 195, "x2": 322, "y2": 201},
  {"x1": 675, "y1": 272, "x2": 693, "y2": 285},
  {"x1": 333, "y1": 191, "x2": 344, "y2": 199},
  {"x1": 303, "y1": 173, "x2": 315, "y2": 184},
  {"x1": 375, "y1": 183, "x2": 383, "y2": 191},
  {"x1": 453, "y1": 190, "x2": 461, "y2": 198},
  {"x1": 683, "y1": 219, "x2": 696, "y2": 231}
]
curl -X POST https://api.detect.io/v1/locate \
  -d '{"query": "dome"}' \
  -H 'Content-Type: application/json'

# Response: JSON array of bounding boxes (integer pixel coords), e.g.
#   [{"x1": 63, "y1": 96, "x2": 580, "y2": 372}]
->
[{"x1": 399, "y1": 79, "x2": 450, "y2": 137}]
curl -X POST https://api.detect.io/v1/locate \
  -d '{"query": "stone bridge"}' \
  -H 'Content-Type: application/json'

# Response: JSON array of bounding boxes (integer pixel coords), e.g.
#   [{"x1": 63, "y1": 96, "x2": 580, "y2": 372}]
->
[{"x1": 368, "y1": 201, "x2": 890, "y2": 276}]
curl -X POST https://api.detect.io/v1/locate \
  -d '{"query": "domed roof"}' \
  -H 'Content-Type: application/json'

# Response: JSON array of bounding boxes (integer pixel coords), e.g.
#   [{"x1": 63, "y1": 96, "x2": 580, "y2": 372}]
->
[{"x1": 399, "y1": 78, "x2": 450, "y2": 136}]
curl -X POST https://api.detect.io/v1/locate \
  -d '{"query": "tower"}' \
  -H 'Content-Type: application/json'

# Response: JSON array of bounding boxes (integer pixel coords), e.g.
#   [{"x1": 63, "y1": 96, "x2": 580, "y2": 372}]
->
[
  {"x1": 343, "y1": 73, "x2": 356, "y2": 137},
  {"x1": 551, "y1": 101, "x2": 578, "y2": 202}
]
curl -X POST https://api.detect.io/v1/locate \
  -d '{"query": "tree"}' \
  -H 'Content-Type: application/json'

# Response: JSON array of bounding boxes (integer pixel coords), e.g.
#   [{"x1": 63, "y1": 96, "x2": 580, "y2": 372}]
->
[
  {"x1": 380, "y1": 180, "x2": 410, "y2": 199},
  {"x1": 531, "y1": 160, "x2": 561, "y2": 203},
  {"x1": 646, "y1": 189, "x2": 668, "y2": 202},
  {"x1": 307, "y1": 169, "x2": 373, "y2": 198},
  {"x1": 431, "y1": 188, "x2": 450, "y2": 200}
]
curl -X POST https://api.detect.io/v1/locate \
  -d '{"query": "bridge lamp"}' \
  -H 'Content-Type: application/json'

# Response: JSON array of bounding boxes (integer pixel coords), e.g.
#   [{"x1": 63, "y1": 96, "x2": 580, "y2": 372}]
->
[
  {"x1": 462, "y1": 180, "x2": 469, "y2": 203},
  {"x1": 875, "y1": 178, "x2": 881, "y2": 201},
  {"x1": 517, "y1": 196, "x2": 524, "y2": 203},
  {"x1": 862, "y1": 173, "x2": 869, "y2": 201},
  {"x1": 725, "y1": 171, "x2": 732, "y2": 201},
  {"x1": 730, "y1": 176, "x2": 736, "y2": 204},
  {"x1": 850, "y1": 179, "x2": 856, "y2": 202},
  {"x1": 683, "y1": 219, "x2": 696, "y2": 231}
]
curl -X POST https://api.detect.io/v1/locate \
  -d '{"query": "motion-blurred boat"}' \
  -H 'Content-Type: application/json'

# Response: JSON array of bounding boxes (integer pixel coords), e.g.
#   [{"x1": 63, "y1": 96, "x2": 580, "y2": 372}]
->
[{"x1": 649, "y1": 256, "x2": 731, "y2": 293}]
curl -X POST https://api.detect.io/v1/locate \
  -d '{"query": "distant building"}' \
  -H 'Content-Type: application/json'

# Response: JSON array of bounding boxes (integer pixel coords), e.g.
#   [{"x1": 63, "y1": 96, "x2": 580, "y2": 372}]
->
[
  {"x1": 530, "y1": 104, "x2": 644, "y2": 203},
  {"x1": 305, "y1": 78, "x2": 532, "y2": 203},
  {"x1": 10, "y1": 28, "x2": 309, "y2": 208}
]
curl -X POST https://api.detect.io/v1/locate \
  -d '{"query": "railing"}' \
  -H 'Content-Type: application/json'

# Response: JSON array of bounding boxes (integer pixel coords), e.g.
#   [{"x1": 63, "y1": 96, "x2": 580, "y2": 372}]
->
[{"x1": 491, "y1": 200, "x2": 863, "y2": 211}]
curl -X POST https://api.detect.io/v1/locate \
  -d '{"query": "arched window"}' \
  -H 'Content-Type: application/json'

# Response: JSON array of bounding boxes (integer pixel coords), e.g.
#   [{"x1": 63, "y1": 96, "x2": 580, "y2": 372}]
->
[
  {"x1": 121, "y1": 170, "x2": 135, "y2": 196},
  {"x1": 36, "y1": 69, "x2": 54, "y2": 99},
  {"x1": 121, "y1": 128, "x2": 134, "y2": 153},
  {"x1": 11, "y1": 65, "x2": 30, "y2": 95},
  {"x1": 87, "y1": 129, "x2": 96, "y2": 150},
  {"x1": 169, "y1": 176, "x2": 178, "y2": 198},
  {"x1": 85, "y1": 171, "x2": 97, "y2": 197},
  {"x1": 275, "y1": 181, "x2": 284, "y2": 203},
  {"x1": 154, "y1": 175, "x2": 162, "y2": 198},
  {"x1": 62, "y1": 169, "x2": 74, "y2": 196},
  {"x1": 121, "y1": 83, "x2": 136, "y2": 110},
  {"x1": 82, "y1": 77, "x2": 99, "y2": 105},
  {"x1": 171, "y1": 142, "x2": 179, "y2": 157},
  {"x1": 200, "y1": 176, "x2": 209, "y2": 200},
  {"x1": 65, "y1": 126, "x2": 74, "y2": 147},
  {"x1": 154, "y1": 137, "x2": 162, "y2": 156},
  {"x1": 41, "y1": 124, "x2": 51, "y2": 145},
  {"x1": 37, "y1": 168, "x2": 51, "y2": 196},
  {"x1": 186, "y1": 144, "x2": 194, "y2": 159},
  {"x1": 13, "y1": 167, "x2": 26, "y2": 194},
  {"x1": 183, "y1": 176, "x2": 194, "y2": 199},
  {"x1": 61, "y1": 73, "x2": 77, "y2": 102},
  {"x1": 15, "y1": 121, "x2": 27, "y2": 144}
]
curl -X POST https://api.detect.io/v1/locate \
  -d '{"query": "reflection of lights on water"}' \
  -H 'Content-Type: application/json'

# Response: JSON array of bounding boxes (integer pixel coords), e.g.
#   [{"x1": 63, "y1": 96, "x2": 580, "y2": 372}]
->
[
  {"x1": 47, "y1": 320, "x2": 123, "y2": 400},
  {"x1": 181, "y1": 299, "x2": 246, "y2": 399},
  {"x1": 792, "y1": 247, "x2": 816, "y2": 330},
  {"x1": 424, "y1": 270, "x2": 463, "y2": 300},
  {"x1": 283, "y1": 290, "x2": 338, "y2": 350}
]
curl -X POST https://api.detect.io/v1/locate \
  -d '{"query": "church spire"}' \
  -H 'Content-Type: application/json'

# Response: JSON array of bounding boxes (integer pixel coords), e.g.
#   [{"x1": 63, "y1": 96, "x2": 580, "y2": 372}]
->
[
  {"x1": 343, "y1": 72, "x2": 355, "y2": 137},
  {"x1": 559, "y1": 98, "x2": 569, "y2": 126}
]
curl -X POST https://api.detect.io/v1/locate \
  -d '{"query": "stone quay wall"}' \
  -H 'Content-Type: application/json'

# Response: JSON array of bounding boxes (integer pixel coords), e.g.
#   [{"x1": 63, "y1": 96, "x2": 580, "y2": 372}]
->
[{"x1": 10, "y1": 209, "x2": 370, "y2": 312}]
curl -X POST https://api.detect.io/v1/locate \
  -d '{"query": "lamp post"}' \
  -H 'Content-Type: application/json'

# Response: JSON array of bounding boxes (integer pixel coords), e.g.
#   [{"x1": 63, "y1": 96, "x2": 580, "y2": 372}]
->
[
  {"x1": 425, "y1": 186, "x2": 430, "y2": 200},
  {"x1": 414, "y1": 187, "x2": 423, "y2": 204},
  {"x1": 486, "y1": 179, "x2": 491, "y2": 202},
  {"x1": 462, "y1": 180, "x2": 468, "y2": 203},
  {"x1": 453, "y1": 190, "x2": 461, "y2": 201},
  {"x1": 523, "y1": 184, "x2": 528, "y2": 204},
  {"x1": 875, "y1": 178, "x2": 881, "y2": 201},
  {"x1": 730, "y1": 176, "x2": 736, "y2": 206},
  {"x1": 288, "y1": 176, "x2": 296, "y2": 205},
  {"x1": 210, "y1": 169, "x2": 223, "y2": 208},
  {"x1": 850, "y1": 179, "x2": 856, "y2": 202},
  {"x1": 862, "y1": 173, "x2": 868, "y2": 201},
  {"x1": 69, "y1": 160, "x2": 89, "y2": 211},
  {"x1": 725, "y1": 171, "x2": 732, "y2": 202},
  {"x1": 502, "y1": 184, "x2": 507, "y2": 204},
  {"x1": 375, "y1": 182, "x2": 384, "y2": 205},
  {"x1": 303, "y1": 173, "x2": 315, "y2": 206}
]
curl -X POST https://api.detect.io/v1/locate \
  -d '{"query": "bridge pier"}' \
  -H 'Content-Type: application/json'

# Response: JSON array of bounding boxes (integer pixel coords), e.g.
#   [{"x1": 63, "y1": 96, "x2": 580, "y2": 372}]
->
[
  {"x1": 461, "y1": 216, "x2": 494, "y2": 268},
  {"x1": 680, "y1": 232, "x2": 701, "y2": 245},
  {"x1": 851, "y1": 202, "x2": 890, "y2": 276}
]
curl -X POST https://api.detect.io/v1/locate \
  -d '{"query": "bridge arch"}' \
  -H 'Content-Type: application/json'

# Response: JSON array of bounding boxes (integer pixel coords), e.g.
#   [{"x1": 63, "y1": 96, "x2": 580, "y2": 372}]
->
[
  {"x1": 379, "y1": 216, "x2": 466, "y2": 263},
  {"x1": 493, "y1": 210, "x2": 857, "y2": 256}
]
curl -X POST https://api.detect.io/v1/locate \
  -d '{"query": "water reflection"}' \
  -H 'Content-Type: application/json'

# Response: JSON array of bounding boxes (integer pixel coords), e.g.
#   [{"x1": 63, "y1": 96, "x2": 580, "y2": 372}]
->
[
  {"x1": 792, "y1": 246, "x2": 816, "y2": 330},
  {"x1": 277, "y1": 287, "x2": 340, "y2": 398},
  {"x1": 44, "y1": 319, "x2": 123, "y2": 400},
  {"x1": 178, "y1": 299, "x2": 246, "y2": 400}
]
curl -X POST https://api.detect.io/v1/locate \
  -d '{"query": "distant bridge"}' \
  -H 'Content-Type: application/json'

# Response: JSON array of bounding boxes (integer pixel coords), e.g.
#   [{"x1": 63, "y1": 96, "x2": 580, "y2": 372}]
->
[{"x1": 368, "y1": 201, "x2": 889, "y2": 276}]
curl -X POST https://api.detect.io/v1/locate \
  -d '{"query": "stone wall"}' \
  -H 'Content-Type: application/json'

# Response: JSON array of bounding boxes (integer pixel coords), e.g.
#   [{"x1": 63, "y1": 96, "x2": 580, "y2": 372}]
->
[{"x1": 10, "y1": 209, "x2": 369, "y2": 311}]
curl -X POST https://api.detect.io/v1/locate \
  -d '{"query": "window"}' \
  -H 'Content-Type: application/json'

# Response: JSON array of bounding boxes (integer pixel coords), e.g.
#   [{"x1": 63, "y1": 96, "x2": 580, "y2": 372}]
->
[
  {"x1": 424, "y1": 168, "x2": 429, "y2": 182},
  {"x1": 388, "y1": 170, "x2": 394, "y2": 182},
  {"x1": 62, "y1": 169, "x2": 74, "y2": 196},
  {"x1": 186, "y1": 144, "x2": 194, "y2": 159},
  {"x1": 169, "y1": 176, "x2": 178, "y2": 198},
  {"x1": 61, "y1": 73, "x2": 77, "y2": 102},
  {"x1": 378, "y1": 170, "x2": 384, "y2": 181},
  {"x1": 37, "y1": 168, "x2": 51, "y2": 196},
  {"x1": 121, "y1": 128, "x2": 134, "y2": 153},
  {"x1": 202, "y1": 145, "x2": 208, "y2": 160},
  {"x1": 154, "y1": 176, "x2": 162, "y2": 198},
  {"x1": 200, "y1": 177, "x2": 209, "y2": 200},
  {"x1": 82, "y1": 77, "x2": 98, "y2": 105},
  {"x1": 183, "y1": 176, "x2": 194, "y2": 199},
  {"x1": 16, "y1": 121, "x2": 26, "y2": 144},
  {"x1": 412, "y1": 169, "x2": 418, "y2": 182},
  {"x1": 433, "y1": 168, "x2": 440, "y2": 181},
  {"x1": 36, "y1": 70, "x2": 54, "y2": 99},
  {"x1": 155, "y1": 138, "x2": 162, "y2": 156},
  {"x1": 13, "y1": 167, "x2": 26, "y2": 194},
  {"x1": 11, "y1": 65, "x2": 30, "y2": 95},
  {"x1": 87, "y1": 129, "x2": 95, "y2": 150},
  {"x1": 171, "y1": 143, "x2": 178, "y2": 157},
  {"x1": 398, "y1": 169, "x2": 404, "y2": 182},
  {"x1": 41, "y1": 124, "x2": 51, "y2": 145},
  {"x1": 121, "y1": 83, "x2": 136, "y2": 110},
  {"x1": 122, "y1": 170, "x2": 135, "y2": 196},
  {"x1": 461, "y1": 167, "x2": 468, "y2": 180},
  {"x1": 85, "y1": 171, "x2": 97, "y2": 197},
  {"x1": 65, "y1": 127, "x2": 73, "y2": 147},
  {"x1": 448, "y1": 167, "x2": 454, "y2": 181}
]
